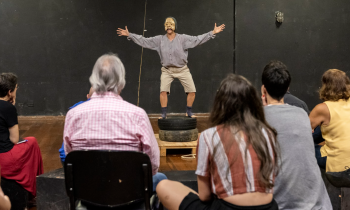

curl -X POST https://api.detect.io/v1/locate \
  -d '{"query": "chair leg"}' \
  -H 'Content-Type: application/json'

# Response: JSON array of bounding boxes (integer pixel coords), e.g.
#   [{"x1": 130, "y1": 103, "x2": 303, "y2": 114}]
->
[
  {"x1": 70, "y1": 196, "x2": 76, "y2": 210},
  {"x1": 158, "y1": 202, "x2": 164, "y2": 210}
]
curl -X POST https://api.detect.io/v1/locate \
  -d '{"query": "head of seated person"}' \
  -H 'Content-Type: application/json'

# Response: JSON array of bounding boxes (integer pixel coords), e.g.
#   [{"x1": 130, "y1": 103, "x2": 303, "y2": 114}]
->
[
  {"x1": 319, "y1": 69, "x2": 350, "y2": 102},
  {"x1": 261, "y1": 60, "x2": 291, "y2": 104},
  {"x1": 89, "y1": 53, "x2": 125, "y2": 96},
  {"x1": 0, "y1": 73, "x2": 18, "y2": 105}
]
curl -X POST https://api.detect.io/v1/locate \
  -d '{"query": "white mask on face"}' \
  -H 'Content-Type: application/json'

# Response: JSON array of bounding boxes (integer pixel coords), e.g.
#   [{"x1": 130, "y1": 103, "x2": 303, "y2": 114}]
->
[{"x1": 164, "y1": 18, "x2": 176, "y2": 32}]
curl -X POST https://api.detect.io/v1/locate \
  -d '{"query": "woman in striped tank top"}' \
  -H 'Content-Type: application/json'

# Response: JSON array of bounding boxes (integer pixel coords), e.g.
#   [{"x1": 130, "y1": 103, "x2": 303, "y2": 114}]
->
[{"x1": 156, "y1": 74, "x2": 280, "y2": 210}]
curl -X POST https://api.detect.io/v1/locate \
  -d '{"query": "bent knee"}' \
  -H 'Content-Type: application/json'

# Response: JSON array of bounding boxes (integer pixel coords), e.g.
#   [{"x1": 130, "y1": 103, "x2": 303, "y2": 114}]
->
[
  {"x1": 156, "y1": 179, "x2": 172, "y2": 194},
  {"x1": 23, "y1": 137, "x2": 39, "y2": 146},
  {"x1": 24, "y1": 137, "x2": 38, "y2": 142},
  {"x1": 156, "y1": 172, "x2": 168, "y2": 181}
]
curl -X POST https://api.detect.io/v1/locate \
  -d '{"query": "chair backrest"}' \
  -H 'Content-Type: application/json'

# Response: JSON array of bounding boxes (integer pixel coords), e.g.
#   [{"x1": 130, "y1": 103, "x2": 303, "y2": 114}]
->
[
  {"x1": 64, "y1": 150, "x2": 153, "y2": 210},
  {"x1": 326, "y1": 170, "x2": 350, "y2": 188}
]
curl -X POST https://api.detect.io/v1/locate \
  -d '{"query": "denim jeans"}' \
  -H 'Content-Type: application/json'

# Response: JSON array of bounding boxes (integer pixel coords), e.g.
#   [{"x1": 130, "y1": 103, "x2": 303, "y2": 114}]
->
[
  {"x1": 315, "y1": 144, "x2": 327, "y2": 169},
  {"x1": 153, "y1": 172, "x2": 167, "y2": 192},
  {"x1": 313, "y1": 126, "x2": 325, "y2": 144},
  {"x1": 313, "y1": 126, "x2": 327, "y2": 169}
]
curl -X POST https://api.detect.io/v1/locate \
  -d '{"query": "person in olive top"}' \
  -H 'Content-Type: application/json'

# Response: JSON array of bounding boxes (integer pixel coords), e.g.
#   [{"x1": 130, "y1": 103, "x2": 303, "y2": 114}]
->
[
  {"x1": 0, "y1": 73, "x2": 43, "y2": 199},
  {"x1": 117, "y1": 17, "x2": 225, "y2": 118}
]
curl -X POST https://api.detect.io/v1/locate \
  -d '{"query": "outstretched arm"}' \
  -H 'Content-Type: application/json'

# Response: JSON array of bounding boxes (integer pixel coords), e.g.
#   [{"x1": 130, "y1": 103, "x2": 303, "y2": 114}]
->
[
  {"x1": 182, "y1": 23, "x2": 225, "y2": 49},
  {"x1": 117, "y1": 26, "x2": 161, "y2": 50},
  {"x1": 117, "y1": 26, "x2": 130, "y2": 37}
]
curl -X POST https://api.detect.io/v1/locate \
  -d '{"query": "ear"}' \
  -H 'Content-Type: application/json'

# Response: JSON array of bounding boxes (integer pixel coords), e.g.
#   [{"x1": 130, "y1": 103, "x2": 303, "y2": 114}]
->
[
  {"x1": 7, "y1": 90, "x2": 12, "y2": 97},
  {"x1": 261, "y1": 85, "x2": 266, "y2": 95},
  {"x1": 86, "y1": 94, "x2": 89, "y2": 100}
]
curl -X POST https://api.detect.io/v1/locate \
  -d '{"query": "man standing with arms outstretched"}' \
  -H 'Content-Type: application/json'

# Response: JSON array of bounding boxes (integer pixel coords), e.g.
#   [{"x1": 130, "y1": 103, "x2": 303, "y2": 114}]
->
[{"x1": 117, "y1": 17, "x2": 225, "y2": 118}]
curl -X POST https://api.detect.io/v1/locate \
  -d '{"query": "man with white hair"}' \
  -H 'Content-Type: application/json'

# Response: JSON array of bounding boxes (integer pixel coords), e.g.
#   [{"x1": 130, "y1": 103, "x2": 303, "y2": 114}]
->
[{"x1": 63, "y1": 53, "x2": 166, "y2": 191}]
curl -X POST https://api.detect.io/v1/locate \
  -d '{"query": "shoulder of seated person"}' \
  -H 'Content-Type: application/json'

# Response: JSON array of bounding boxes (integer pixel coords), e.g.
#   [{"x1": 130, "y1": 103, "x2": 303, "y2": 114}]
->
[
  {"x1": 284, "y1": 104, "x2": 307, "y2": 113},
  {"x1": 313, "y1": 103, "x2": 329, "y2": 114}
]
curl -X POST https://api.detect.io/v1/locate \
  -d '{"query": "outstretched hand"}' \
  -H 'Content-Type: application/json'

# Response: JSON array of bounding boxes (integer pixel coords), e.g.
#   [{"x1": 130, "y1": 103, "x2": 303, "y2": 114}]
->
[
  {"x1": 213, "y1": 23, "x2": 225, "y2": 34},
  {"x1": 117, "y1": 26, "x2": 129, "y2": 37}
]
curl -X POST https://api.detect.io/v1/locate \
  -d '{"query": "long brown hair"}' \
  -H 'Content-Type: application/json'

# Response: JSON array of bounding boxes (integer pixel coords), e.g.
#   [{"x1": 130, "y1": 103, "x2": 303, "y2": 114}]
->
[
  {"x1": 209, "y1": 74, "x2": 279, "y2": 189},
  {"x1": 319, "y1": 69, "x2": 350, "y2": 101}
]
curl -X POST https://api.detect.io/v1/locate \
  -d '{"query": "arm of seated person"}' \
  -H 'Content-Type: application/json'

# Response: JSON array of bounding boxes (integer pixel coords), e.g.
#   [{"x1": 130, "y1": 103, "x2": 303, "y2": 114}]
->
[
  {"x1": 309, "y1": 103, "x2": 330, "y2": 130},
  {"x1": 8, "y1": 124, "x2": 19, "y2": 144},
  {"x1": 197, "y1": 175, "x2": 212, "y2": 202}
]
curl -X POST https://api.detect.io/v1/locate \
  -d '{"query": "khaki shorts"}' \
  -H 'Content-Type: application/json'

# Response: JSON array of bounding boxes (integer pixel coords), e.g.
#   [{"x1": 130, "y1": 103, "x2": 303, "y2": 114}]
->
[{"x1": 160, "y1": 65, "x2": 196, "y2": 93}]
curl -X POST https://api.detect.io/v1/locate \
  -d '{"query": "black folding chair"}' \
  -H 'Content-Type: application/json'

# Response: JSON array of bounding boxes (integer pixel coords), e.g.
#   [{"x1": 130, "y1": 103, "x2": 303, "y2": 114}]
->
[
  {"x1": 64, "y1": 150, "x2": 153, "y2": 210},
  {"x1": 326, "y1": 166, "x2": 350, "y2": 188}
]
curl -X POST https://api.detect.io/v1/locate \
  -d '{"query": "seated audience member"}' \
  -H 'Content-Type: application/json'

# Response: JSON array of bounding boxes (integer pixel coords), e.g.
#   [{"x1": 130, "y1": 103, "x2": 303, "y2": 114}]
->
[
  {"x1": 63, "y1": 54, "x2": 166, "y2": 191},
  {"x1": 309, "y1": 69, "x2": 350, "y2": 172},
  {"x1": 261, "y1": 61, "x2": 331, "y2": 209},
  {"x1": 0, "y1": 167, "x2": 11, "y2": 210},
  {"x1": 156, "y1": 74, "x2": 279, "y2": 210},
  {"x1": 59, "y1": 87, "x2": 94, "y2": 164},
  {"x1": 0, "y1": 73, "x2": 44, "y2": 199},
  {"x1": 69, "y1": 87, "x2": 94, "y2": 109},
  {"x1": 284, "y1": 90, "x2": 309, "y2": 114}
]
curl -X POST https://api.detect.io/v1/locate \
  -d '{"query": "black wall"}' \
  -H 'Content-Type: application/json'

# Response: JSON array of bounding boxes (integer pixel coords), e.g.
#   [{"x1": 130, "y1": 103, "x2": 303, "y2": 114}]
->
[
  {"x1": 4, "y1": 0, "x2": 349, "y2": 115},
  {"x1": 236, "y1": 0, "x2": 350, "y2": 110},
  {"x1": 0, "y1": 0, "x2": 233, "y2": 115}
]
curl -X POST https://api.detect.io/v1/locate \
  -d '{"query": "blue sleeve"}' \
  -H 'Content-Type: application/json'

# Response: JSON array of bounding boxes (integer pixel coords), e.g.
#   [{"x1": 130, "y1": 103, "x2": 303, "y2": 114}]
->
[{"x1": 59, "y1": 142, "x2": 66, "y2": 162}]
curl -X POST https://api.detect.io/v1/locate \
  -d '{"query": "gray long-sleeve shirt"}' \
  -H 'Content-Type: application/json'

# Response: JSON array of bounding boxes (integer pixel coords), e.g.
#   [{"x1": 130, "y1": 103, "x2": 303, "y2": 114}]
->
[{"x1": 127, "y1": 31, "x2": 215, "y2": 68}]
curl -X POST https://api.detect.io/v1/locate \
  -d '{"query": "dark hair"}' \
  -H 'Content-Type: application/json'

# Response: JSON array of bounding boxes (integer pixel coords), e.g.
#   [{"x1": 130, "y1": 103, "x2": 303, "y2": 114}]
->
[
  {"x1": 319, "y1": 69, "x2": 350, "y2": 101},
  {"x1": 0, "y1": 73, "x2": 18, "y2": 97},
  {"x1": 262, "y1": 60, "x2": 291, "y2": 101},
  {"x1": 164, "y1": 17, "x2": 177, "y2": 31},
  {"x1": 209, "y1": 74, "x2": 279, "y2": 189}
]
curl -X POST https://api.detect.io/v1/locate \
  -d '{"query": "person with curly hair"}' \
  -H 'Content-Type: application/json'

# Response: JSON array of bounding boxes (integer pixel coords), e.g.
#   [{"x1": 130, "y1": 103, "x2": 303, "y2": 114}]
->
[{"x1": 310, "y1": 69, "x2": 350, "y2": 172}]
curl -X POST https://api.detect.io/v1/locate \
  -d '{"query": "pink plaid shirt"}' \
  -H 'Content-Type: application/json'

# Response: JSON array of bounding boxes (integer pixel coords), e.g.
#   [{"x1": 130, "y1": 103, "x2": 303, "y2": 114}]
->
[{"x1": 64, "y1": 92, "x2": 159, "y2": 175}]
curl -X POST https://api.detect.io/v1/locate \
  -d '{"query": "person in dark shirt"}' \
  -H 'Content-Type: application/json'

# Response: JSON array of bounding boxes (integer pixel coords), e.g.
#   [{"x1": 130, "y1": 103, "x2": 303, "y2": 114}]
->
[
  {"x1": 0, "y1": 73, "x2": 43, "y2": 201},
  {"x1": 284, "y1": 91, "x2": 310, "y2": 114}
]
